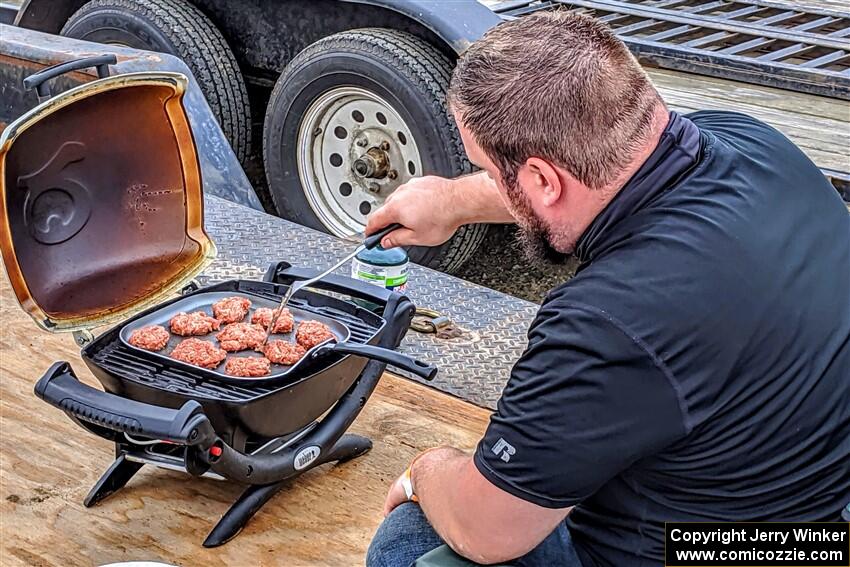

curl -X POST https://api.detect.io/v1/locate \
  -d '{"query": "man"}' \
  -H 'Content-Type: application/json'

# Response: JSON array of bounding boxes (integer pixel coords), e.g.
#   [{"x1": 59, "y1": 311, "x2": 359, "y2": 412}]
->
[{"x1": 365, "y1": 11, "x2": 850, "y2": 567}]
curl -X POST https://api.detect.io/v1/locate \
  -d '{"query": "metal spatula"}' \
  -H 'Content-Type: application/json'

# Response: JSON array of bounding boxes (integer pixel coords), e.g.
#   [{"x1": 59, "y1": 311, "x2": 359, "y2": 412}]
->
[{"x1": 260, "y1": 223, "x2": 403, "y2": 347}]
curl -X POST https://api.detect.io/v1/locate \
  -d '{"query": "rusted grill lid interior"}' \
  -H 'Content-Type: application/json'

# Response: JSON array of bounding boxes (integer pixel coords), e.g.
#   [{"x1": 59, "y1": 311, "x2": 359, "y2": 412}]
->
[{"x1": 0, "y1": 72, "x2": 215, "y2": 332}]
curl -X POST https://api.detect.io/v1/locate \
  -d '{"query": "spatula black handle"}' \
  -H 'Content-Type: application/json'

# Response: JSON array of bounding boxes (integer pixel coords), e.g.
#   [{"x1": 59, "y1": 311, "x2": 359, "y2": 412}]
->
[{"x1": 363, "y1": 223, "x2": 403, "y2": 250}]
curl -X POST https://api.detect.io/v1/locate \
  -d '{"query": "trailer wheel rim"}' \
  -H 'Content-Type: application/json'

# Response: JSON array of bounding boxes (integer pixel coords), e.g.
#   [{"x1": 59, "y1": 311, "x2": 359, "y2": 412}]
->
[{"x1": 296, "y1": 87, "x2": 422, "y2": 237}]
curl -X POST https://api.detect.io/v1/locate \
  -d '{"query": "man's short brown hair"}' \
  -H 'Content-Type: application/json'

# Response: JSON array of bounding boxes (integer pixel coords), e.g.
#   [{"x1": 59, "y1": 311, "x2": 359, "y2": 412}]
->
[{"x1": 448, "y1": 11, "x2": 664, "y2": 190}]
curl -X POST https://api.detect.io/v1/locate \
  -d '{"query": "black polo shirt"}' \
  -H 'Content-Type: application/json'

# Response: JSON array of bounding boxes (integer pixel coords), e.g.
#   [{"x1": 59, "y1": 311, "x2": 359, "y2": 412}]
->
[{"x1": 474, "y1": 111, "x2": 850, "y2": 566}]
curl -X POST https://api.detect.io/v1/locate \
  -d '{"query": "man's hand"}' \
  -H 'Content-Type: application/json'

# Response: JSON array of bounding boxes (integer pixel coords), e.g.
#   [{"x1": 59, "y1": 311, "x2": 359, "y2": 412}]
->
[
  {"x1": 366, "y1": 171, "x2": 515, "y2": 249},
  {"x1": 366, "y1": 176, "x2": 464, "y2": 249},
  {"x1": 383, "y1": 471, "x2": 409, "y2": 517}
]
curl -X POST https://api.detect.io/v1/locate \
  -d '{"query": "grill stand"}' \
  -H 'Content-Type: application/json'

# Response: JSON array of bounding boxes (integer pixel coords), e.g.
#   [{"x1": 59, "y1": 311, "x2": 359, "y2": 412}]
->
[
  {"x1": 204, "y1": 433, "x2": 372, "y2": 547},
  {"x1": 81, "y1": 431, "x2": 373, "y2": 547}
]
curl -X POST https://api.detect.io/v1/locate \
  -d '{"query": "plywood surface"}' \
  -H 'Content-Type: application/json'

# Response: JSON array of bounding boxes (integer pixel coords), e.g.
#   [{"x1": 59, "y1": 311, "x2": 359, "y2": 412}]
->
[{"x1": 0, "y1": 279, "x2": 491, "y2": 567}]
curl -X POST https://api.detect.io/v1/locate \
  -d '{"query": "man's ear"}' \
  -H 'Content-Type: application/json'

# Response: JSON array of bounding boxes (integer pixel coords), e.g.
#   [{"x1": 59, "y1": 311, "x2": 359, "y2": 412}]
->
[{"x1": 524, "y1": 157, "x2": 562, "y2": 207}]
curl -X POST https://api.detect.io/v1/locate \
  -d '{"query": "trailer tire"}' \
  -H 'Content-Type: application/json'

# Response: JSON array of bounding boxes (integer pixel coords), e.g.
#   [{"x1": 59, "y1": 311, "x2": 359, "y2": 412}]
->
[
  {"x1": 61, "y1": 0, "x2": 251, "y2": 165},
  {"x1": 263, "y1": 28, "x2": 488, "y2": 274}
]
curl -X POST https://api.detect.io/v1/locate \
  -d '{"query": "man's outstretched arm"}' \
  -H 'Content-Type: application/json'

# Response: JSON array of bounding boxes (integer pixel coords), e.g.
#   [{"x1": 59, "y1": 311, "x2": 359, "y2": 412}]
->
[
  {"x1": 383, "y1": 447, "x2": 571, "y2": 565},
  {"x1": 365, "y1": 172, "x2": 516, "y2": 250}
]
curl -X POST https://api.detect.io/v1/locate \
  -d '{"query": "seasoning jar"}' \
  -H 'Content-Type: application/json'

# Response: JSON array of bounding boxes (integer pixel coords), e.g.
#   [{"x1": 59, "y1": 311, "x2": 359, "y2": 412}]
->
[{"x1": 351, "y1": 245, "x2": 409, "y2": 294}]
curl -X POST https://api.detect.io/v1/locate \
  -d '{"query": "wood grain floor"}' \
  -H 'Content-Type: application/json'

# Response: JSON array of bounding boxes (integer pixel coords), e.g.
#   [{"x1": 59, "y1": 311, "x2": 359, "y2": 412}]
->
[{"x1": 0, "y1": 279, "x2": 491, "y2": 567}]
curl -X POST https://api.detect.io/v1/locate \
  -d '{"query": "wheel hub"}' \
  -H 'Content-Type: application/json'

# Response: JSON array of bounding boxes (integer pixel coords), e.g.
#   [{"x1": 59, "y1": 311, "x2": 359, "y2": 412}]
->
[
  {"x1": 353, "y1": 147, "x2": 391, "y2": 179},
  {"x1": 296, "y1": 87, "x2": 422, "y2": 237}
]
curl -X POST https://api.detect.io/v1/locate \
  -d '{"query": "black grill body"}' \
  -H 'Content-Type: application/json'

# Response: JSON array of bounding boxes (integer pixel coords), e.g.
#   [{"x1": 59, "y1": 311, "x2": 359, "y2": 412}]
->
[
  {"x1": 83, "y1": 278, "x2": 390, "y2": 447},
  {"x1": 33, "y1": 262, "x2": 424, "y2": 547}
]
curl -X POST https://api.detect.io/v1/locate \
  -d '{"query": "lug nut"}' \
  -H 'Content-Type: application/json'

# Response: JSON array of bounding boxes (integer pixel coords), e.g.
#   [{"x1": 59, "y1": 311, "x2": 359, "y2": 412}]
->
[
  {"x1": 380, "y1": 141, "x2": 390, "y2": 151},
  {"x1": 368, "y1": 182, "x2": 381, "y2": 193},
  {"x1": 356, "y1": 137, "x2": 368, "y2": 147},
  {"x1": 388, "y1": 170, "x2": 398, "y2": 180}
]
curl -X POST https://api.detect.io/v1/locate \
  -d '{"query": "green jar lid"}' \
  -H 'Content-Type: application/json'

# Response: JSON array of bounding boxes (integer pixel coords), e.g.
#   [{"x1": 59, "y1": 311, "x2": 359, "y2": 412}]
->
[{"x1": 356, "y1": 245, "x2": 408, "y2": 267}]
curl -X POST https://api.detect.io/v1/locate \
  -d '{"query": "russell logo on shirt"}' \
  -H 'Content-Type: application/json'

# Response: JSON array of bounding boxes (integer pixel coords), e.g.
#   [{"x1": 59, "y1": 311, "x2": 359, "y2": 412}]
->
[{"x1": 491, "y1": 438, "x2": 516, "y2": 463}]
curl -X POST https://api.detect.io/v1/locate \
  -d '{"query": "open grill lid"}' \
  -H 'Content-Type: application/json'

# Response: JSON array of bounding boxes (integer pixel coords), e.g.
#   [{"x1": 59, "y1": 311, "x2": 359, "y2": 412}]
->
[{"x1": 0, "y1": 72, "x2": 215, "y2": 332}]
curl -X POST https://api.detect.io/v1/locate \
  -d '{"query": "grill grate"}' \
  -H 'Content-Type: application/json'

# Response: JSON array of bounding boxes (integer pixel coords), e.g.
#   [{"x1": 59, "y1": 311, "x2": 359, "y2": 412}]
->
[
  {"x1": 492, "y1": 0, "x2": 850, "y2": 99},
  {"x1": 89, "y1": 295, "x2": 382, "y2": 403}
]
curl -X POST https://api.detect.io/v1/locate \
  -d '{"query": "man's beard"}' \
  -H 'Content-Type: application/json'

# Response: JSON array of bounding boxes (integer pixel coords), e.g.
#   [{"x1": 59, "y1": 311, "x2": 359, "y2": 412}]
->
[
  {"x1": 504, "y1": 184, "x2": 573, "y2": 265},
  {"x1": 516, "y1": 216, "x2": 571, "y2": 264}
]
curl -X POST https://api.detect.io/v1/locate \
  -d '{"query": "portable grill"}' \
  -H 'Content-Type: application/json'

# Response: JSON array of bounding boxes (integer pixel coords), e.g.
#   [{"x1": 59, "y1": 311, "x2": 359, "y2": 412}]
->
[{"x1": 0, "y1": 56, "x2": 436, "y2": 547}]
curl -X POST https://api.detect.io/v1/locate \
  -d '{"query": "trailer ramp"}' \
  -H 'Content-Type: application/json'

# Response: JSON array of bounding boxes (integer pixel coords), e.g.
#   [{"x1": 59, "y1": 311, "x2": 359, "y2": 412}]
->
[{"x1": 493, "y1": 0, "x2": 850, "y2": 100}]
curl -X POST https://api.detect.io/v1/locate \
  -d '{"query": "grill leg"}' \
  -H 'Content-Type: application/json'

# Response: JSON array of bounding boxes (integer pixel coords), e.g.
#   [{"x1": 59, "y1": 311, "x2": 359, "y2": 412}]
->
[
  {"x1": 203, "y1": 480, "x2": 286, "y2": 548},
  {"x1": 203, "y1": 434, "x2": 373, "y2": 548},
  {"x1": 321, "y1": 433, "x2": 372, "y2": 464},
  {"x1": 83, "y1": 452, "x2": 143, "y2": 507}
]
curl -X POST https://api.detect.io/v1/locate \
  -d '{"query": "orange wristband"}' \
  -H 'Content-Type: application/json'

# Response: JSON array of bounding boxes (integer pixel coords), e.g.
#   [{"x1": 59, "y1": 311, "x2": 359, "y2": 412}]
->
[
  {"x1": 405, "y1": 447, "x2": 443, "y2": 503},
  {"x1": 401, "y1": 466, "x2": 419, "y2": 503}
]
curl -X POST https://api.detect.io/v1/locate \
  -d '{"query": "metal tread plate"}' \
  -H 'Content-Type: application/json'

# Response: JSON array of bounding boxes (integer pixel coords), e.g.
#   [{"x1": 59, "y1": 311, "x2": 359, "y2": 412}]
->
[
  {"x1": 493, "y1": 0, "x2": 850, "y2": 99},
  {"x1": 201, "y1": 196, "x2": 539, "y2": 410}
]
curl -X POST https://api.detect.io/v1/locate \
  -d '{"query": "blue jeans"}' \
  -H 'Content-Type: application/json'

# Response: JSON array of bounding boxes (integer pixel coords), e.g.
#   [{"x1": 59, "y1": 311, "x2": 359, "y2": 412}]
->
[{"x1": 367, "y1": 502, "x2": 584, "y2": 567}]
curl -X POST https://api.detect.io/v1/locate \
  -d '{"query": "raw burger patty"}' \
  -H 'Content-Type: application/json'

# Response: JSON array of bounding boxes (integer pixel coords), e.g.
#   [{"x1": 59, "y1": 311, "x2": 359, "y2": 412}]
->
[
  {"x1": 128, "y1": 325, "x2": 170, "y2": 351},
  {"x1": 216, "y1": 322, "x2": 266, "y2": 352},
  {"x1": 295, "y1": 320, "x2": 335, "y2": 349},
  {"x1": 171, "y1": 338, "x2": 227, "y2": 369},
  {"x1": 170, "y1": 311, "x2": 220, "y2": 336},
  {"x1": 225, "y1": 356, "x2": 271, "y2": 377},
  {"x1": 213, "y1": 296, "x2": 251, "y2": 324},
  {"x1": 251, "y1": 307, "x2": 294, "y2": 334},
  {"x1": 263, "y1": 340, "x2": 306, "y2": 365}
]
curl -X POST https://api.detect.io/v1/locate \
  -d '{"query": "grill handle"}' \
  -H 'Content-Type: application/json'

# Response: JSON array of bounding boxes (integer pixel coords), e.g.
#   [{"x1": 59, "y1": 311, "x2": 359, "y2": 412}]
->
[
  {"x1": 313, "y1": 342, "x2": 437, "y2": 381},
  {"x1": 24, "y1": 54, "x2": 116, "y2": 102},
  {"x1": 34, "y1": 361, "x2": 215, "y2": 445}
]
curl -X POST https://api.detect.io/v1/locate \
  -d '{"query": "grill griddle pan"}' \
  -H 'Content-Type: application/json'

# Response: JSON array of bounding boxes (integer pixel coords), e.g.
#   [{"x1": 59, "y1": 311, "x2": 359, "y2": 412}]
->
[{"x1": 119, "y1": 290, "x2": 351, "y2": 383}]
